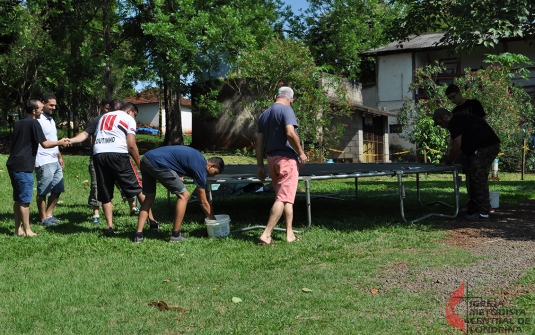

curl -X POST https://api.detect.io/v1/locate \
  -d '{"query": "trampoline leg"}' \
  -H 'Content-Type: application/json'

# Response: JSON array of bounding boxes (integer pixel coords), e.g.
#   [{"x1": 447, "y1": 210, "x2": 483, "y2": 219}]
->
[
  {"x1": 398, "y1": 173, "x2": 407, "y2": 222},
  {"x1": 305, "y1": 178, "x2": 311, "y2": 231},
  {"x1": 416, "y1": 173, "x2": 421, "y2": 204},
  {"x1": 355, "y1": 177, "x2": 359, "y2": 199}
]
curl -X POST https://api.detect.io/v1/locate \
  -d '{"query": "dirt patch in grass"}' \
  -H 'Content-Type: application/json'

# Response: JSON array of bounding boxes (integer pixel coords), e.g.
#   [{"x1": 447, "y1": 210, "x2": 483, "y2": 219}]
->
[{"x1": 377, "y1": 200, "x2": 535, "y2": 301}]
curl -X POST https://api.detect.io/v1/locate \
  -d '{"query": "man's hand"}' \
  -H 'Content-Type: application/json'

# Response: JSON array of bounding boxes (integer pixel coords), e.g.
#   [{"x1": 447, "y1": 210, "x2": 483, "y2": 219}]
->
[
  {"x1": 59, "y1": 138, "x2": 71, "y2": 147},
  {"x1": 257, "y1": 166, "x2": 266, "y2": 182},
  {"x1": 298, "y1": 152, "x2": 308, "y2": 166}
]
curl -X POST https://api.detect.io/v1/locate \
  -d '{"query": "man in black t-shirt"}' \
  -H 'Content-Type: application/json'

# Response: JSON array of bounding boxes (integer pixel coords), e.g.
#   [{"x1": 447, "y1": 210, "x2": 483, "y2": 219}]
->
[
  {"x1": 446, "y1": 84, "x2": 486, "y2": 118},
  {"x1": 433, "y1": 108, "x2": 500, "y2": 221},
  {"x1": 7, "y1": 99, "x2": 69, "y2": 236},
  {"x1": 445, "y1": 84, "x2": 494, "y2": 213}
]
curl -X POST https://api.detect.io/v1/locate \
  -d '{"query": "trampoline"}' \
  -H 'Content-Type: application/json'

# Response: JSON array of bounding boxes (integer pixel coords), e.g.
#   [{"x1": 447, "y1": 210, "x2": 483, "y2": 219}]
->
[{"x1": 194, "y1": 162, "x2": 460, "y2": 233}]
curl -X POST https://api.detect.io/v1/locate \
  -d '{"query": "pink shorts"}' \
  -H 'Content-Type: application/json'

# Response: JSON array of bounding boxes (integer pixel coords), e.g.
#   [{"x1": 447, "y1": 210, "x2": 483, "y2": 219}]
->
[{"x1": 267, "y1": 156, "x2": 299, "y2": 204}]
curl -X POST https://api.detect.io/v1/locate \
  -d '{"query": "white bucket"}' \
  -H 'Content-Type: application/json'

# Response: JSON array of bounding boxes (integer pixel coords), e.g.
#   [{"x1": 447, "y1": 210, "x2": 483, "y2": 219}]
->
[
  {"x1": 489, "y1": 191, "x2": 500, "y2": 208},
  {"x1": 205, "y1": 214, "x2": 231, "y2": 238}
]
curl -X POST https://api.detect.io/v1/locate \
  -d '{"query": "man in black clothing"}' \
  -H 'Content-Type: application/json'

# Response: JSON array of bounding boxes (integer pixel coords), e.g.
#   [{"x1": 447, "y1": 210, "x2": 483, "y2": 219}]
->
[
  {"x1": 445, "y1": 84, "x2": 494, "y2": 213},
  {"x1": 7, "y1": 99, "x2": 69, "y2": 236},
  {"x1": 433, "y1": 108, "x2": 500, "y2": 221},
  {"x1": 446, "y1": 84, "x2": 486, "y2": 118}
]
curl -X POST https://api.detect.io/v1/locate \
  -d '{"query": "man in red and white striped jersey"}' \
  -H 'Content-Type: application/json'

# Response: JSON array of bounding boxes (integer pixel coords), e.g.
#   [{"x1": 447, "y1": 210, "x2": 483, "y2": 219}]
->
[{"x1": 92, "y1": 102, "x2": 158, "y2": 236}]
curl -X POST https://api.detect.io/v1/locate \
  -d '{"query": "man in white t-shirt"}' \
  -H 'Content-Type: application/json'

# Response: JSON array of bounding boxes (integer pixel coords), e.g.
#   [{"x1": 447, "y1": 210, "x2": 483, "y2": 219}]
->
[
  {"x1": 35, "y1": 93, "x2": 65, "y2": 226},
  {"x1": 92, "y1": 102, "x2": 156, "y2": 236}
]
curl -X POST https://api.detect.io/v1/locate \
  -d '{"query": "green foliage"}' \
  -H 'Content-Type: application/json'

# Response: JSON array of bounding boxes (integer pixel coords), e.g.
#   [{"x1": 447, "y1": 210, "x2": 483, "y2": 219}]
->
[
  {"x1": 397, "y1": 53, "x2": 535, "y2": 171},
  {"x1": 290, "y1": 0, "x2": 400, "y2": 81},
  {"x1": 125, "y1": 0, "x2": 282, "y2": 144},
  {"x1": 234, "y1": 147, "x2": 255, "y2": 157},
  {"x1": 391, "y1": 0, "x2": 535, "y2": 52},
  {"x1": 226, "y1": 38, "x2": 353, "y2": 154}
]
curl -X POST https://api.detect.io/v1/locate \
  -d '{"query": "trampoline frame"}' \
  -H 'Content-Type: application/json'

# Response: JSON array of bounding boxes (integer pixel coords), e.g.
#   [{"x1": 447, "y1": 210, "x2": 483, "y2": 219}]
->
[{"x1": 182, "y1": 163, "x2": 460, "y2": 233}]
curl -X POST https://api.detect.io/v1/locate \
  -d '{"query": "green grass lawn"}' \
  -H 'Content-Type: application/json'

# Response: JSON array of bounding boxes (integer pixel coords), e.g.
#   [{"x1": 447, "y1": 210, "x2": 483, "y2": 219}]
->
[{"x1": 0, "y1": 148, "x2": 534, "y2": 334}]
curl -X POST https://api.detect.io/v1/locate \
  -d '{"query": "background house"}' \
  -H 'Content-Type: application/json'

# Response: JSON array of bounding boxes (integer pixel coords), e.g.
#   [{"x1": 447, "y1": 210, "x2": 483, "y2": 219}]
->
[
  {"x1": 362, "y1": 32, "x2": 535, "y2": 151},
  {"x1": 124, "y1": 90, "x2": 192, "y2": 135}
]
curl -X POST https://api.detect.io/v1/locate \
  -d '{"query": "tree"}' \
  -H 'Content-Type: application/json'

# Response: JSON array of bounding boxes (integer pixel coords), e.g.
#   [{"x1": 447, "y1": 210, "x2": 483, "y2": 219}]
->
[
  {"x1": 0, "y1": 2, "x2": 47, "y2": 117},
  {"x1": 397, "y1": 53, "x2": 535, "y2": 170},
  {"x1": 289, "y1": 0, "x2": 401, "y2": 81},
  {"x1": 390, "y1": 0, "x2": 535, "y2": 52},
  {"x1": 125, "y1": 0, "x2": 282, "y2": 145},
  {"x1": 226, "y1": 38, "x2": 353, "y2": 158}
]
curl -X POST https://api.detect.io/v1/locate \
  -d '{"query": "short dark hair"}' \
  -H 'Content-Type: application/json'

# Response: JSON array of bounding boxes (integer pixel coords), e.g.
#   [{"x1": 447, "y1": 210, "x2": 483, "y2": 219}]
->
[
  {"x1": 123, "y1": 102, "x2": 138, "y2": 114},
  {"x1": 208, "y1": 157, "x2": 225, "y2": 173},
  {"x1": 112, "y1": 99, "x2": 124, "y2": 111},
  {"x1": 42, "y1": 93, "x2": 56, "y2": 103},
  {"x1": 25, "y1": 98, "x2": 40, "y2": 114},
  {"x1": 445, "y1": 84, "x2": 460, "y2": 96},
  {"x1": 100, "y1": 98, "x2": 113, "y2": 106},
  {"x1": 433, "y1": 108, "x2": 451, "y2": 125}
]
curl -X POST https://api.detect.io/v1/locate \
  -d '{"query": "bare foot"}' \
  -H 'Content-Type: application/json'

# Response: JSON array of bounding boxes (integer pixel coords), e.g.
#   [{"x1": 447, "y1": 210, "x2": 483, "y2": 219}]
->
[
  {"x1": 14, "y1": 230, "x2": 26, "y2": 236},
  {"x1": 286, "y1": 236, "x2": 301, "y2": 242},
  {"x1": 259, "y1": 237, "x2": 274, "y2": 246},
  {"x1": 25, "y1": 231, "x2": 38, "y2": 237}
]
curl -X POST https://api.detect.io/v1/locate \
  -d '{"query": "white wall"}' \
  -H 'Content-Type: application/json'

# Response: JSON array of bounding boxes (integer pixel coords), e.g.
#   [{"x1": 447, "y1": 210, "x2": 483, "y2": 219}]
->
[
  {"x1": 377, "y1": 53, "x2": 413, "y2": 107},
  {"x1": 376, "y1": 53, "x2": 415, "y2": 149},
  {"x1": 135, "y1": 102, "x2": 192, "y2": 135}
]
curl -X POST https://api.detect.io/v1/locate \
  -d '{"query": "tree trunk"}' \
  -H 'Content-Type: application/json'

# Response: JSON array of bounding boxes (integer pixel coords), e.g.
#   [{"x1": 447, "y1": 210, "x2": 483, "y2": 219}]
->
[
  {"x1": 163, "y1": 78, "x2": 183, "y2": 145},
  {"x1": 103, "y1": 0, "x2": 112, "y2": 99}
]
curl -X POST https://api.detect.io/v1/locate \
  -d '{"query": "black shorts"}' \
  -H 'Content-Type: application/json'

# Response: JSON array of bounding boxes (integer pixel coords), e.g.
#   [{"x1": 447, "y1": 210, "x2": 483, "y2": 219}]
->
[{"x1": 94, "y1": 153, "x2": 142, "y2": 203}]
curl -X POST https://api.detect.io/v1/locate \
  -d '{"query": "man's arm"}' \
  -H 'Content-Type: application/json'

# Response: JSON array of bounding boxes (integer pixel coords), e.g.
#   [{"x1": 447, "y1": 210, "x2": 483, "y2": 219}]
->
[
  {"x1": 126, "y1": 133, "x2": 141, "y2": 169},
  {"x1": 285, "y1": 125, "x2": 307, "y2": 166},
  {"x1": 443, "y1": 135, "x2": 462, "y2": 165},
  {"x1": 41, "y1": 138, "x2": 69, "y2": 149},
  {"x1": 196, "y1": 187, "x2": 216, "y2": 220},
  {"x1": 69, "y1": 130, "x2": 90, "y2": 144},
  {"x1": 255, "y1": 133, "x2": 266, "y2": 182}
]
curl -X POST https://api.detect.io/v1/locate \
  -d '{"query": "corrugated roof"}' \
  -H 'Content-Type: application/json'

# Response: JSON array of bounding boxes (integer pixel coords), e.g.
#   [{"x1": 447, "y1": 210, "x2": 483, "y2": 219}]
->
[
  {"x1": 363, "y1": 32, "x2": 446, "y2": 55},
  {"x1": 124, "y1": 90, "x2": 192, "y2": 106}
]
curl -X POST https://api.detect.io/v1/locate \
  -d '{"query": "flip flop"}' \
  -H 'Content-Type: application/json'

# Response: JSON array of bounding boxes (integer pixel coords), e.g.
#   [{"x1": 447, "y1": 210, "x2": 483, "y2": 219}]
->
[
  {"x1": 260, "y1": 238, "x2": 274, "y2": 246},
  {"x1": 287, "y1": 236, "x2": 301, "y2": 243}
]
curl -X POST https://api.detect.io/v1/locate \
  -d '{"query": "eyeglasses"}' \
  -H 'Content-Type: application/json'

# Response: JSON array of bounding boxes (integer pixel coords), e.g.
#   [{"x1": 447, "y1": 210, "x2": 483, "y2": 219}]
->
[
  {"x1": 127, "y1": 109, "x2": 138, "y2": 118},
  {"x1": 447, "y1": 93, "x2": 457, "y2": 101}
]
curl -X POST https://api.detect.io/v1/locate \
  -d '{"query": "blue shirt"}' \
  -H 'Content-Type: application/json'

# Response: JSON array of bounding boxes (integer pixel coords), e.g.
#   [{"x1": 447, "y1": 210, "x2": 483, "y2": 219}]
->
[
  {"x1": 257, "y1": 103, "x2": 299, "y2": 159},
  {"x1": 143, "y1": 145, "x2": 208, "y2": 188}
]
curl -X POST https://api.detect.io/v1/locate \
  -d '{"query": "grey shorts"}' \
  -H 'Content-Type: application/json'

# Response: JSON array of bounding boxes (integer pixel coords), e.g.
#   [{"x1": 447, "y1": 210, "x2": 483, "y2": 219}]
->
[
  {"x1": 36, "y1": 161, "x2": 64, "y2": 196},
  {"x1": 140, "y1": 156, "x2": 187, "y2": 197}
]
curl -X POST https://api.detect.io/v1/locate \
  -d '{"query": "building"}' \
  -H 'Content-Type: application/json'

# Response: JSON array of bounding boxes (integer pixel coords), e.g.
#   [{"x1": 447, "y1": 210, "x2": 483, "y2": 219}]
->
[
  {"x1": 124, "y1": 90, "x2": 192, "y2": 135},
  {"x1": 362, "y1": 32, "x2": 535, "y2": 150}
]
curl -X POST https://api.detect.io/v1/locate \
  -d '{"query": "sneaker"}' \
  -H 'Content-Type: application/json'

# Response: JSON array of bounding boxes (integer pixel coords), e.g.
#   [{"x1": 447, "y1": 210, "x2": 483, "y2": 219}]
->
[
  {"x1": 465, "y1": 213, "x2": 490, "y2": 221},
  {"x1": 92, "y1": 216, "x2": 100, "y2": 225},
  {"x1": 489, "y1": 206, "x2": 495, "y2": 214},
  {"x1": 149, "y1": 219, "x2": 160, "y2": 231},
  {"x1": 103, "y1": 227, "x2": 114, "y2": 236},
  {"x1": 169, "y1": 233, "x2": 187, "y2": 242},
  {"x1": 40, "y1": 217, "x2": 57, "y2": 227},
  {"x1": 130, "y1": 207, "x2": 140, "y2": 216},
  {"x1": 132, "y1": 233, "x2": 143, "y2": 243},
  {"x1": 48, "y1": 215, "x2": 61, "y2": 223}
]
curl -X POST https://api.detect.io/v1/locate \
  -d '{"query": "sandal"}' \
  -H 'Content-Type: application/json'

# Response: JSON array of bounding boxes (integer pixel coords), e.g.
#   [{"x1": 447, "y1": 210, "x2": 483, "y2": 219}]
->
[{"x1": 260, "y1": 238, "x2": 274, "y2": 246}]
